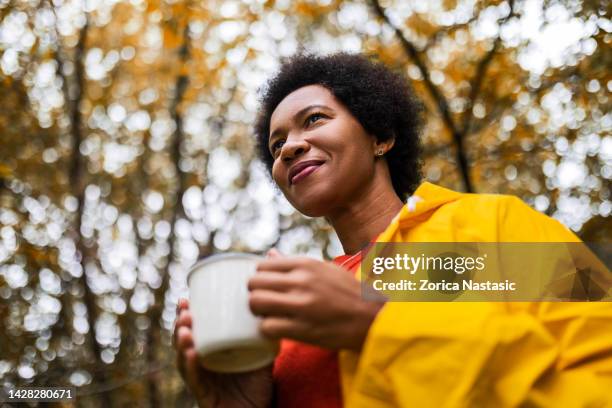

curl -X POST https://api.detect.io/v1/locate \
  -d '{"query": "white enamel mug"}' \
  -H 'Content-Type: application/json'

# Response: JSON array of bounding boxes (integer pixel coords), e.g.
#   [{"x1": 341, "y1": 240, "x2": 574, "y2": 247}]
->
[{"x1": 187, "y1": 253, "x2": 279, "y2": 373}]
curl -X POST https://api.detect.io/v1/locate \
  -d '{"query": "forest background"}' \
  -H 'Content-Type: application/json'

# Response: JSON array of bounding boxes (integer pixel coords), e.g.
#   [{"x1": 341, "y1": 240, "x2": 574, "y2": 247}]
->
[{"x1": 0, "y1": 0, "x2": 610, "y2": 406}]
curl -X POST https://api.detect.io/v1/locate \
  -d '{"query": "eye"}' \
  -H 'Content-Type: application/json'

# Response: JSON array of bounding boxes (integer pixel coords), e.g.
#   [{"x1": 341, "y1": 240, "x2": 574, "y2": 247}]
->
[
  {"x1": 305, "y1": 112, "x2": 325, "y2": 126},
  {"x1": 270, "y1": 140, "x2": 285, "y2": 157}
]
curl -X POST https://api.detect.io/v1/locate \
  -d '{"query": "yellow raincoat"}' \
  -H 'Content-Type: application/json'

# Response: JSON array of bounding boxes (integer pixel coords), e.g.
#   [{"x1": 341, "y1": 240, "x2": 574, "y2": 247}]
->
[{"x1": 339, "y1": 182, "x2": 612, "y2": 407}]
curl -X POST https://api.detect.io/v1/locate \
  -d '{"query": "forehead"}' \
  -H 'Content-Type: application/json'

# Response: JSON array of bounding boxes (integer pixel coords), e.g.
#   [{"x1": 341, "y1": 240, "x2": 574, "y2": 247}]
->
[{"x1": 269, "y1": 85, "x2": 338, "y2": 130}]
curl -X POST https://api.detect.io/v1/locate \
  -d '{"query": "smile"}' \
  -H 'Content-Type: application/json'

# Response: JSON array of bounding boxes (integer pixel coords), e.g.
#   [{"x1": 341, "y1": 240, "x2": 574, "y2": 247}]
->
[{"x1": 290, "y1": 163, "x2": 324, "y2": 185}]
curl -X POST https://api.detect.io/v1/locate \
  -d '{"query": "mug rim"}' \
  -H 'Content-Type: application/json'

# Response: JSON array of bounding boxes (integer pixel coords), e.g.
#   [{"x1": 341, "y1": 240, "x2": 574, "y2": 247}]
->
[{"x1": 187, "y1": 252, "x2": 264, "y2": 284}]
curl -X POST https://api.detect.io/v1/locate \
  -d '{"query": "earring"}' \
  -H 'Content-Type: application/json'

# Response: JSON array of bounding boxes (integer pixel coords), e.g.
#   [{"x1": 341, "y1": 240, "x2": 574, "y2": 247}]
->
[{"x1": 376, "y1": 149, "x2": 384, "y2": 156}]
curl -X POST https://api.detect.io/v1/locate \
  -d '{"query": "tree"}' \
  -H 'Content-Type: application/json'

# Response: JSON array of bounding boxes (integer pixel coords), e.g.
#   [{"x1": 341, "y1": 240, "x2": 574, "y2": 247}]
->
[{"x1": 0, "y1": 0, "x2": 608, "y2": 405}]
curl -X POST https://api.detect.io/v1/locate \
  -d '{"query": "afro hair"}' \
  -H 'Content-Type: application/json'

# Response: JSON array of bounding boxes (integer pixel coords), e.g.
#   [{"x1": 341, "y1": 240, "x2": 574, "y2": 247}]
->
[{"x1": 254, "y1": 52, "x2": 424, "y2": 201}]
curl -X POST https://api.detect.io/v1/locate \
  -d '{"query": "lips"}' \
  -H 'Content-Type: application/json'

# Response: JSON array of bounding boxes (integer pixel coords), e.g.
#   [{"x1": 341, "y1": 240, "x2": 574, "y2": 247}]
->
[{"x1": 288, "y1": 160, "x2": 325, "y2": 185}]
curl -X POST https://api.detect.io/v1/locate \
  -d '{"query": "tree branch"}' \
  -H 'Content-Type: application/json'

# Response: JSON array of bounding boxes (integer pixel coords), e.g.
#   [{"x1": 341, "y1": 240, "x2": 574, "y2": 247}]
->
[
  {"x1": 370, "y1": 0, "x2": 474, "y2": 191},
  {"x1": 370, "y1": 0, "x2": 459, "y2": 136},
  {"x1": 422, "y1": 14, "x2": 479, "y2": 52},
  {"x1": 462, "y1": 0, "x2": 516, "y2": 136}
]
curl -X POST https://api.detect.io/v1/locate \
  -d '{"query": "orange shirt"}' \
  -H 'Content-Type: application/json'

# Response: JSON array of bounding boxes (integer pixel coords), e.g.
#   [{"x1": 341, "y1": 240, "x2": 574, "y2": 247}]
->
[{"x1": 272, "y1": 253, "x2": 362, "y2": 408}]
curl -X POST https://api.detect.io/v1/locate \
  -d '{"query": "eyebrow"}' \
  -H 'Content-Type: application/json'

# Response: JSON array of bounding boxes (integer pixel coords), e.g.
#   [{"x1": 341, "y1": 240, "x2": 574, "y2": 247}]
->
[{"x1": 269, "y1": 104, "x2": 330, "y2": 142}]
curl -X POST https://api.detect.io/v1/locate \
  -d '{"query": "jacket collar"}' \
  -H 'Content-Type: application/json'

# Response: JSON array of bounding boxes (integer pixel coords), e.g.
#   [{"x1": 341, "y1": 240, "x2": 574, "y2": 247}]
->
[{"x1": 378, "y1": 182, "x2": 463, "y2": 241}]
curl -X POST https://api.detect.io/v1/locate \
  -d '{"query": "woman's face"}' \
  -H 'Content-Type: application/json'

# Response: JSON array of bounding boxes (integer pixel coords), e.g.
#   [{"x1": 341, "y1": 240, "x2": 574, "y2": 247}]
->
[{"x1": 269, "y1": 85, "x2": 379, "y2": 217}]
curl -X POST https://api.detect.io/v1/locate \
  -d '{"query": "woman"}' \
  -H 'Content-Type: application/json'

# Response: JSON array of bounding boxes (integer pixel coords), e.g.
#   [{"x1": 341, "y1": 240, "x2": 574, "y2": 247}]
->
[{"x1": 174, "y1": 53, "x2": 611, "y2": 407}]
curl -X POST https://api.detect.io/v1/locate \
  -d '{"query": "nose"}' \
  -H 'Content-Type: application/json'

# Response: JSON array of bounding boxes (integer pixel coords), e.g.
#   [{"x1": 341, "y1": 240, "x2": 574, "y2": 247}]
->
[{"x1": 280, "y1": 136, "x2": 310, "y2": 163}]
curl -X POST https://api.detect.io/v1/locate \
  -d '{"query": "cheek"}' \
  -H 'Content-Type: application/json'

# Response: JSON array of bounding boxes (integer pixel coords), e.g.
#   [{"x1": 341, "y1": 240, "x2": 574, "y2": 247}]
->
[
  {"x1": 326, "y1": 122, "x2": 374, "y2": 163},
  {"x1": 332, "y1": 144, "x2": 373, "y2": 175},
  {"x1": 271, "y1": 162, "x2": 286, "y2": 188}
]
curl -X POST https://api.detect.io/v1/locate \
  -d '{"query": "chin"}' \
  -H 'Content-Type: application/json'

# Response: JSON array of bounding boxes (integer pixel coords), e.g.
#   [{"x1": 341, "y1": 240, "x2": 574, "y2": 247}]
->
[
  {"x1": 285, "y1": 186, "x2": 339, "y2": 218},
  {"x1": 296, "y1": 205, "x2": 328, "y2": 218}
]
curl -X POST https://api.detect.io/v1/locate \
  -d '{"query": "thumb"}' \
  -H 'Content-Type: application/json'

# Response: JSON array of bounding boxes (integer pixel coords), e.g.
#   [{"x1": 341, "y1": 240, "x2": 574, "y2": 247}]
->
[{"x1": 266, "y1": 248, "x2": 283, "y2": 258}]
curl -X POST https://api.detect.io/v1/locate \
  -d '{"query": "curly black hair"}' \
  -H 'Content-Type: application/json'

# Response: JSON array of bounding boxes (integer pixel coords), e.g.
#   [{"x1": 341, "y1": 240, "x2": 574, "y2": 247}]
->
[{"x1": 253, "y1": 52, "x2": 424, "y2": 201}]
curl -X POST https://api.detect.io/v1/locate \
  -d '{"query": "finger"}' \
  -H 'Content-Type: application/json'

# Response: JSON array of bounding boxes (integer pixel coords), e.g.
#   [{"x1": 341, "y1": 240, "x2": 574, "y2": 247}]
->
[
  {"x1": 173, "y1": 310, "x2": 192, "y2": 347},
  {"x1": 256, "y1": 256, "x2": 312, "y2": 272},
  {"x1": 176, "y1": 348, "x2": 186, "y2": 377},
  {"x1": 248, "y1": 271, "x2": 297, "y2": 292},
  {"x1": 175, "y1": 335, "x2": 193, "y2": 377},
  {"x1": 176, "y1": 342, "x2": 194, "y2": 380},
  {"x1": 266, "y1": 248, "x2": 283, "y2": 258},
  {"x1": 184, "y1": 348, "x2": 213, "y2": 404},
  {"x1": 184, "y1": 348, "x2": 204, "y2": 391},
  {"x1": 176, "y1": 309, "x2": 193, "y2": 328},
  {"x1": 259, "y1": 316, "x2": 310, "y2": 340},
  {"x1": 177, "y1": 298, "x2": 190, "y2": 313},
  {"x1": 249, "y1": 289, "x2": 305, "y2": 316},
  {"x1": 176, "y1": 326, "x2": 195, "y2": 351}
]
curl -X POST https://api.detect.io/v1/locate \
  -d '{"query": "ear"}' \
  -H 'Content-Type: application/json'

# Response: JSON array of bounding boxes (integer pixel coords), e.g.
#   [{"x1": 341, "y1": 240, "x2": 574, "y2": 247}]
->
[{"x1": 372, "y1": 134, "x2": 396, "y2": 156}]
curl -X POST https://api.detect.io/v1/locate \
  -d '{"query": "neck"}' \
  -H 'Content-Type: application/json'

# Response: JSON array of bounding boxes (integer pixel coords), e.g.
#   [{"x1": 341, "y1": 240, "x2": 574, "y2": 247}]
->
[{"x1": 327, "y1": 176, "x2": 404, "y2": 255}]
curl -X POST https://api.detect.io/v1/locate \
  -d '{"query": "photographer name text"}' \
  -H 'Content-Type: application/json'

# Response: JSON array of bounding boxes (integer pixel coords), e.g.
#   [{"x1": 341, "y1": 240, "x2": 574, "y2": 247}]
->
[{"x1": 372, "y1": 279, "x2": 517, "y2": 291}]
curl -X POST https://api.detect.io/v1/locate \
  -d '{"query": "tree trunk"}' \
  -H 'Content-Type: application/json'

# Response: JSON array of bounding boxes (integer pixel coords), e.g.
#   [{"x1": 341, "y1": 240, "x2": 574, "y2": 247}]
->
[
  {"x1": 67, "y1": 17, "x2": 113, "y2": 407},
  {"x1": 146, "y1": 19, "x2": 192, "y2": 408}
]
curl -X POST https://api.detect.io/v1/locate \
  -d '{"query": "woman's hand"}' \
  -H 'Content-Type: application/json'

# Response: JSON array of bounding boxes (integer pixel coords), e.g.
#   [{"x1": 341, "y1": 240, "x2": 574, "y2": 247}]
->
[
  {"x1": 174, "y1": 298, "x2": 274, "y2": 407},
  {"x1": 248, "y1": 250, "x2": 385, "y2": 351}
]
